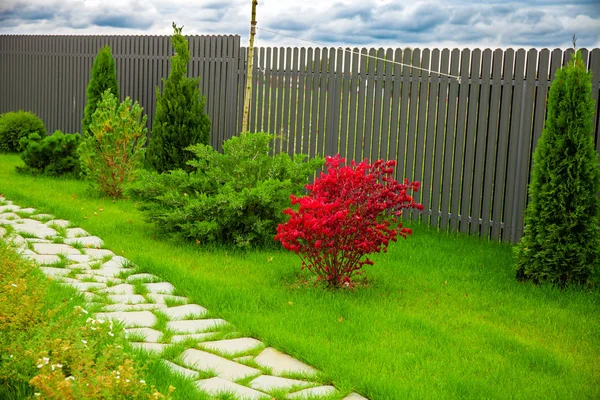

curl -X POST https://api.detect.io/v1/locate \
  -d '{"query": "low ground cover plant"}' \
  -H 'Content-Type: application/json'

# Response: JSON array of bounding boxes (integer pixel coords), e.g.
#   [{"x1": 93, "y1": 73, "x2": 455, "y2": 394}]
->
[
  {"x1": 131, "y1": 132, "x2": 322, "y2": 248},
  {"x1": 79, "y1": 90, "x2": 147, "y2": 198},
  {"x1": 276, "y1": 155, "x2": 422, "y2": 287},
  {"x1": 17, "y1": 130, "x2": 81, "y2": 177},
  {"x1": 516, "y1": 50, "x2": 600, "y2": 287},
  {"x1": 0, "y1": 111, "x2": 46, "y2": 153},
  {"x1": 0, "y1": 240, "x2": 172, "y2": 399}
]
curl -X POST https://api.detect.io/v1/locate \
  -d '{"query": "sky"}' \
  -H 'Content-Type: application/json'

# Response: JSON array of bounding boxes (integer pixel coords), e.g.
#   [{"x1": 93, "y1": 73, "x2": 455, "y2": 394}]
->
[{"x1": 0, "y1": 0, "x2": 599, "y2": 50}]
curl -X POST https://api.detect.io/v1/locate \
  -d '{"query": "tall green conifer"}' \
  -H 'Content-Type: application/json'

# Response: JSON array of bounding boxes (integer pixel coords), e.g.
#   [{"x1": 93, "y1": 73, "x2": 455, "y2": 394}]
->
[
  {"x1": 516, "y1": 50, "x2": 600, "y2": 287},
  {"x1": 146, "y1": 23, "x2": 211, "y2": 173},
  {"x1": 82, "y1": 45, "x2": 119, "y2": 135}
]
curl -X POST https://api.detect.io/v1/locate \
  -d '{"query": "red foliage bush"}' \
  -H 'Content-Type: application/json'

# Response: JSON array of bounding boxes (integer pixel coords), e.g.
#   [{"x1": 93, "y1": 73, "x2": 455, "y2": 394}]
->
[{"x1": 275, "y1": 155, "x2": 423, "y2": 287}]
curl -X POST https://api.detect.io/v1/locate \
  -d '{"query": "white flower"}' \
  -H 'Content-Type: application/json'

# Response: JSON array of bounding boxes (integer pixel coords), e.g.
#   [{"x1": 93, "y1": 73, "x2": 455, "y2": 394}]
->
[
  {"x1": 126, "y1": 379, "x2": 130, "y2": 383},
  {"x1": 81, "y1": 340, "x2": 87, "y2": 344},
  {"x1": 65, "y1": 376, "x2": 75, "y2": 381},
  {"x1": 9, "y1": 355, "x2": 13, "y2": 358},
  {"x1": 81, "y1": 308, "x2": 89, "y2": 314},
  {"x1": 56, "y1": 363, "x2": 63, "y2": 368},
  {"x1": 37, "y1": 364, "x2": 43, "y2": 369},
  {"x1": 11, "y1": 283, "x2": 17, "y2": 287},
  {"x1": 108, "y1": 332, "x2": 114, "y2": 337},
  {"x1": 43, "y1": 357, "x2": 49, "y2": 364},
  {"x1": 139, "y1": 380, "x2": 146, "y2": 384},
  {"x1": 34, "y1": 393, "x2": 40, "y2": 397}
]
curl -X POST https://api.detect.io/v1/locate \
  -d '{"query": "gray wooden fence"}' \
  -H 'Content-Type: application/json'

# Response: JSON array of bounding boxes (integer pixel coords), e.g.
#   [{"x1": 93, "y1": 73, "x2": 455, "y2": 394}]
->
[{"x1": 1, "y1": 35, "x2": 599, "y2": 243}]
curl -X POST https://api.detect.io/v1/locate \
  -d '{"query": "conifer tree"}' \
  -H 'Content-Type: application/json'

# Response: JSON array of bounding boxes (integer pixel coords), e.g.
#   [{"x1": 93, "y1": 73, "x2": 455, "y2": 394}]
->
[
  {"x1": 146, "y1": 23, "x2": 211, "y2": 173},
  {"x1": 82, "y1": 45, "x2": 119, "y2": 136},
  {"x1": 516, "y1": 50, "x2": 600, "y2": 287}
]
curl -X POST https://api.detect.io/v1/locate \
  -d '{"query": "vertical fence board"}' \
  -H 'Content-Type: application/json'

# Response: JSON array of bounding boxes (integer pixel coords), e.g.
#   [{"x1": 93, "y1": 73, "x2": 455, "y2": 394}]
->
[
  {"x1": 282, "y1": 47, "x2": 293, "y2": 153},
  {"x1": 397, "y1": 49, "x2": 412, "y2": 181},
  {"x1": 427, "y1": 49, "x2": 445, "y2": 226},
  {"x1": 370, "y1": 48, "x2": 385, "y2": 161},
  {"x1": 317, "y1": 49, "x2": 329, "y2": 155},
  {"x1": 354, "y1": 49, "x2": 368, "y2": 161},
  {"x1": 532, "y1": 49, "x2": 551, "y2": 156},
  {"x1": 302, "y1": 48, "x2": 314, "y2": 155},
  {"x1": 339, "y1": 48, "x2": 352, "y2": 159},
  {"x1": 590, "y1": 49, "x2": 600, "y2": 152},
  {"x1": 413, "y1": 49, "x2": 430, "y2": 222},
  {"x1": 294, "y1": 48, "x2": 306, "y2": 155},
  {"x1": 327, "y1": 48, "x2": 343, "y2": 156},
  {"x1": 347, "y1": 49, "x2": 361, "y2": 162},
  {"x1": 380, "y1": 48, "x2": 394, "y2": 160},
  {"x1": 387, "y1": 49, "x2": 403, "y2": 170}
]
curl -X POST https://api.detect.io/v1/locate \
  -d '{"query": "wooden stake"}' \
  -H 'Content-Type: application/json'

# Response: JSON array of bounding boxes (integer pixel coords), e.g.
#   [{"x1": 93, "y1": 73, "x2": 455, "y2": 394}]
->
[{"x1": 242, "y1": 0, "x2": 258, "y2": 135}]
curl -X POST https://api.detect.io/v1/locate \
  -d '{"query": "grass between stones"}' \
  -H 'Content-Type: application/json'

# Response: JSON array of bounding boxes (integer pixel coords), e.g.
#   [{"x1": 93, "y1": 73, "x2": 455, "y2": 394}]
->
[{"x1": 1, "y1": 154, "x2": 599, "y2": 399}]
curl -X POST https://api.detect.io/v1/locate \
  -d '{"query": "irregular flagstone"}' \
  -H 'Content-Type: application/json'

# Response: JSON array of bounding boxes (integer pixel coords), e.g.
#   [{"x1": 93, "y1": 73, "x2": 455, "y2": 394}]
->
[
  {"x1": 162, "y1": 360, "x2": 199, "y2": 379},
  {"x1": 95, "y1": 311, "x2": 157, "y2": 328},
  {"x1": 8, "y1": 235, "x2": 28, "y2": 247},
  {"x1": 64, "y1": 236, "x2": 104, "y2": 248},
  {"x1": 131, "y1": 342, "x2": 170, "y2": 354},
  {"x1": 84, "y1": 248, "x2": 115, "y2": 258},
  {"x1": 76, "y1": 274, "x2": 122, "y2": 284},
  {"x1": 91, "y1": 267, "x2": 123, "y2": 278},
  {"x1": 255, "y1": 348, "x2": 317, "y2": 376},
  {"x1": 13, "y1": 223, "x2": 58, "y2": 238},
  {"x1": 67, "y1": 254, "x2": 92, "y2": 263},
  {"x1": 18, "y1": 207, "x2": 36, "y2": 214},
  {"x1": 234, "y1": 356, "x2": 255, "y2": 363},
  {"x1": 110, "y1": 256, "x2": 131, "y2": 267},
  {"x1": 16, "y1": 248, "x2": 36, "y2": 256},
  {"x1": 0, "y1": 212, "x2": 20, "y2": 221},
  {"x1": 61, "y1": 282, "x2": 107, "y2": 291},
  {"x1": 287, "y1": 386, "x2": 337, "y2": 398},
  {"x1": 161, "y1": 304, "x2": 207, "y2": 320},
  {"x1": 181, "y1": 349, "x2": 261, "y2": 381},
  {"x1": 31, "y1": 213, "x2": 54, "y2": 220},
  {"x1": 23, "y1": 254, "x2": 61, "y2": 265},
  {"x1": 0, "y1": 205, "x2": 20, "y2": 213},
  {"x1": 66, "y1": 263, "x2": 92, "y2": 270},
  {"x1": 66, "y1": 227, "x2": 90, "y2": 238},
  {"x1": 32, "y1": 243, "x2": 80, "y2": 255},
  {"x1": 147, "y1": 294, "x2": 188, "y2": 304},
  {"x1": 343, "y1": 393, "x2": 369, "y2": 400},
  {"x1": 25, "y1": 238, "x2": 52, "y2": 243},
  {"x1": 200, "y1": 338, "x2": 263, "y2": 356},
  {"x1": 249, "y1": 375, "x2": 313, "y2": 392},
  {"x1": 101, "y1": 260, "x2": 124, "y2": 269},
  {"x1": 195, "y1": 377, "x2": 268, "y2": 400},
  {"x1": 45, "y1": 219, "x2": 70, "y2": 227},
  {"x1": 171, "y1": 332, "x2": 216, "y2": 343},
  {"x1": 126, "y1": 273, "x2": 159, "y2": 283},
  {"x1": 166, "y1": 319, "x2": 228, "y2": 334},
  {"x1": 40, "y1": 267, "x2": 72, "y2": 277},
  {"x1": 145, "y1": 282, "x2": 175, "y2": 294},
  {"x1": 125, "y1": 328, "x2": 163, "y2": 342},
  {"x1": 99, "y1": 284, "x2": 135, "y2": 295},
  {"x1": 0, "y1": 227, "x2": 6, "y2": 237},
  {"x1": 106, "y1": 294, "x2": 146, "y2": 304},
  {"x1": 103, "y1": 303, "x2": 167, "y2": 312},
  {"x1": 83, "y1": 292, "x2": 99, "y2": 302}
]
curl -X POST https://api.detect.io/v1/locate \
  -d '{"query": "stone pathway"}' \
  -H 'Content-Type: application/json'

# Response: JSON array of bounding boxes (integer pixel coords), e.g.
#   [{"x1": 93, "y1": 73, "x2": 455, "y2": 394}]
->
[{"x1": 0, "y1": 197, "x2": 367, "y2": 400}]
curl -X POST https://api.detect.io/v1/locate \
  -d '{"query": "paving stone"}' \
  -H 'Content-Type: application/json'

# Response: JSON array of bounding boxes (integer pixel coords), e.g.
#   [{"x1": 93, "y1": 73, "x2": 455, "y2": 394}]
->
[
  {"x1": 0, "y1": 227, "x2": 6, "y2": 237},
  {"x1": 16, "y1": 248, "x2": 36, "y2": 255},
  {"x1": 147, "y1": 294, "x2": 188, "y2": 304},
  {"x1": 125, "y1": 328, "x2": 163, "y2": 342},
  {"x1": 0, "y1": 213, "x2": 20, "y2": 222},
  {"x1": 40, "y1": 267, "x2": 72, "y2": 277},
  {"x1": 249, "y1": 375, "x2": 313, "y2": 392},
  {"x1": 100, "y1": 284, "x2": 135, "y2": 295},
  {"x1": 84, "y1": 248, "x2": 115, "y2": 258},
  {"x1": 32, "y1": 243, "x2": 80, "y2": 255},
  {"x1": 103, "y1": 303, "x2": 167, "y2": 312},
  {"x1": 166, "y1": 319, "x2": 228, "y2": 334},
  {"x1": 255, "y1": 348, "x2": 317, "y2": 377},
  {"x1": 45, "y1": 219, "x2": 70, "y2": 227},
  {"x1": 8, "y1": 235, "x2": 27, "y2": 247},
  {"x1": 161, "y1": 304, "x2": 207, "y2": 320},
  {"x1": 25, "y1": 238, "x2": 52, "y2": 243},
  {"x1": 110, "y1": 256, "x2": 131, "y2": 267},
  {"x1": 23, "y1": 254, "x2": 61, "y2": 265},
  {"x1": 106, "y1": 294, "x2": 146, "y2": 304},
  {"x1": 200, "y1": 338, "x2": 263, "y2": 356},
  {"x1": 65, "y1": 227, "x2": 90, "y2": 238},
  {"x1": 162, "y1": 360, "x2": 199, "y2": 379},
  {"x1": 31, "y1": 213, "x2": 54, "y2": 220},
  {"x1": 13, "y1": 223, "x2": 57, "y2": 238},
  {"x1": 171, "y1": 332, "x2": 216, "y2": 343},
  {"x1": 83, "y1": 292, "x2": 100, "y2": 302},
  {"x1": 233, "y1": 356, "x2": 255, "y2": 363},
  {"x1": 0, "y1": 205, "x2": 20, "y2": 213},
  {"x1": 67, "y1": 254, "x2": 91, "y2": 263},
  {"x1": 101, "y1": 260, "x2": 124, "y2": 269},
  {"x1": 66, "y1": 263, "x2": 92, "y2": 270},
  {"x1": 91, "y1": 266, "x2": 123, "y2": 278},
  {"x1": 76, "y1": 274, "x2": 122, "y2": 284},
  {"x1": 95, "y1": 311, "x2": 157, "y2": 328},
  {"x1": 56, "y1": 277, "x2": 82, "y2": 283},
  {"x1": 342, "y1": 393, "x2": 369, "y2": 400},
  {"x1": 181, "y1": 349, "x2": 261, "y2": 381},
  {"x1": 64, "y1": 236, "x2": 104, "y2": 248},
  {"x1": 287, "y1": 386, "x2": 337, "y2": 399},
  {"x1": 195, "y1": 377, "x2": 268, "y2": 399},
  {"x1": 61, "y1": 281, "x2": 107, "y2": 290},
  {"x1": 130, "y1": 342, "x2": 170, "y2": 354},
  {"x1": 145, "y1": 282, "x2": 175, "y2": 294},
  {"x1": 126, "y1": 273, "x2": 159, "y2": 283},
  {"x1": 18, "y1": 207, "x2": 36, "y2": 214}
]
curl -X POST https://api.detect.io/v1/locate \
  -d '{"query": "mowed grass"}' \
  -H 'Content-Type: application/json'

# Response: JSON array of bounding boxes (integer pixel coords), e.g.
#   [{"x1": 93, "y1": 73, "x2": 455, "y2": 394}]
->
[{"x1": 1, "y1": 154, "x2": 599, "y2": 399}]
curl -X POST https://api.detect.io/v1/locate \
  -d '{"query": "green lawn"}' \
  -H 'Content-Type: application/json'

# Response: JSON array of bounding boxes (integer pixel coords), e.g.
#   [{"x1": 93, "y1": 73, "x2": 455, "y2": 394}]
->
[{"x1": 1, "y1": 154, "x2": 598, "y2": 399}]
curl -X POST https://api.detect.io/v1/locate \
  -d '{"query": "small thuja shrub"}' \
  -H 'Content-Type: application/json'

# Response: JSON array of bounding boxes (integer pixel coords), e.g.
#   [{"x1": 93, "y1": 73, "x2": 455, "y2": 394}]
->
[
  {"x1": 0, "y1": 111, "x2": 46, "y2": 153},
  {"x1": 82, "y1": 45, "x2": 120, "y2": 136},
  {"x1": 17, "y1": 130, "x2": 81, "y2": 176},
  {"x1": 276, "y1": 155, "x2": 423, "y2": 287},
  {"x1": 130, "y1": 132, "x2": 323, "y2": 248},
  {"x1": 78, "y1": 90, "x2": 147, "y2": 198},
  {"x1": 515, "y1": 50, "x2": 600, "y2": 288},
  {"x1": 146, "y1": 22, "x2": 211, "y2": 173}
]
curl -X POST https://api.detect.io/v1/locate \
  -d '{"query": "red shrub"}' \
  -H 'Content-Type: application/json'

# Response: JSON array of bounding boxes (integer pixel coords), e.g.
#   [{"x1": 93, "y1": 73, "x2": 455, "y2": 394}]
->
[{"x1": 275, "y1": 155, "x2": 423, "y2": 287}]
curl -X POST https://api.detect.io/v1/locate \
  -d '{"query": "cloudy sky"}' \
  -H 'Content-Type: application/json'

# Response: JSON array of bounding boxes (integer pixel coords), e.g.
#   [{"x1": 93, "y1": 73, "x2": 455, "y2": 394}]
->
[{"x1": 1, "y1": 0, "x2": 599, "y2": 49}]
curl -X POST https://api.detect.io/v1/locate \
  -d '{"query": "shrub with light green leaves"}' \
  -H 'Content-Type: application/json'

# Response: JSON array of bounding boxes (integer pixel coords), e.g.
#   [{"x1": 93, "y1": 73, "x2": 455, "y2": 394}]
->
[
  {"x1": 17, "y1": 130, "x2": 80, "y2": 177},
  {"x1": 78, "y1": 90, "x2": 147, "y2": 198},
  {"x1": 130, "y1": 132, "x2": 323, "y2": 248},
  {"x1": 0, "y1": 111, "x2": 46, "y2": 153}
]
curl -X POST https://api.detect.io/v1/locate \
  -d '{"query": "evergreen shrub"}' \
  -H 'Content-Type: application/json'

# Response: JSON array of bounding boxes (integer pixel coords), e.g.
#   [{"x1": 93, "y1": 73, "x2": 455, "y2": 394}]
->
[
  {"x1": 515, "y1": 51, "x2": 600, "y2": 288},
  {"x1": 18, "y1": 131, "x2": 80, "y2": 176},
  {"x1": 0, "y1": 111, "x2": 46, "y2": 153}
]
